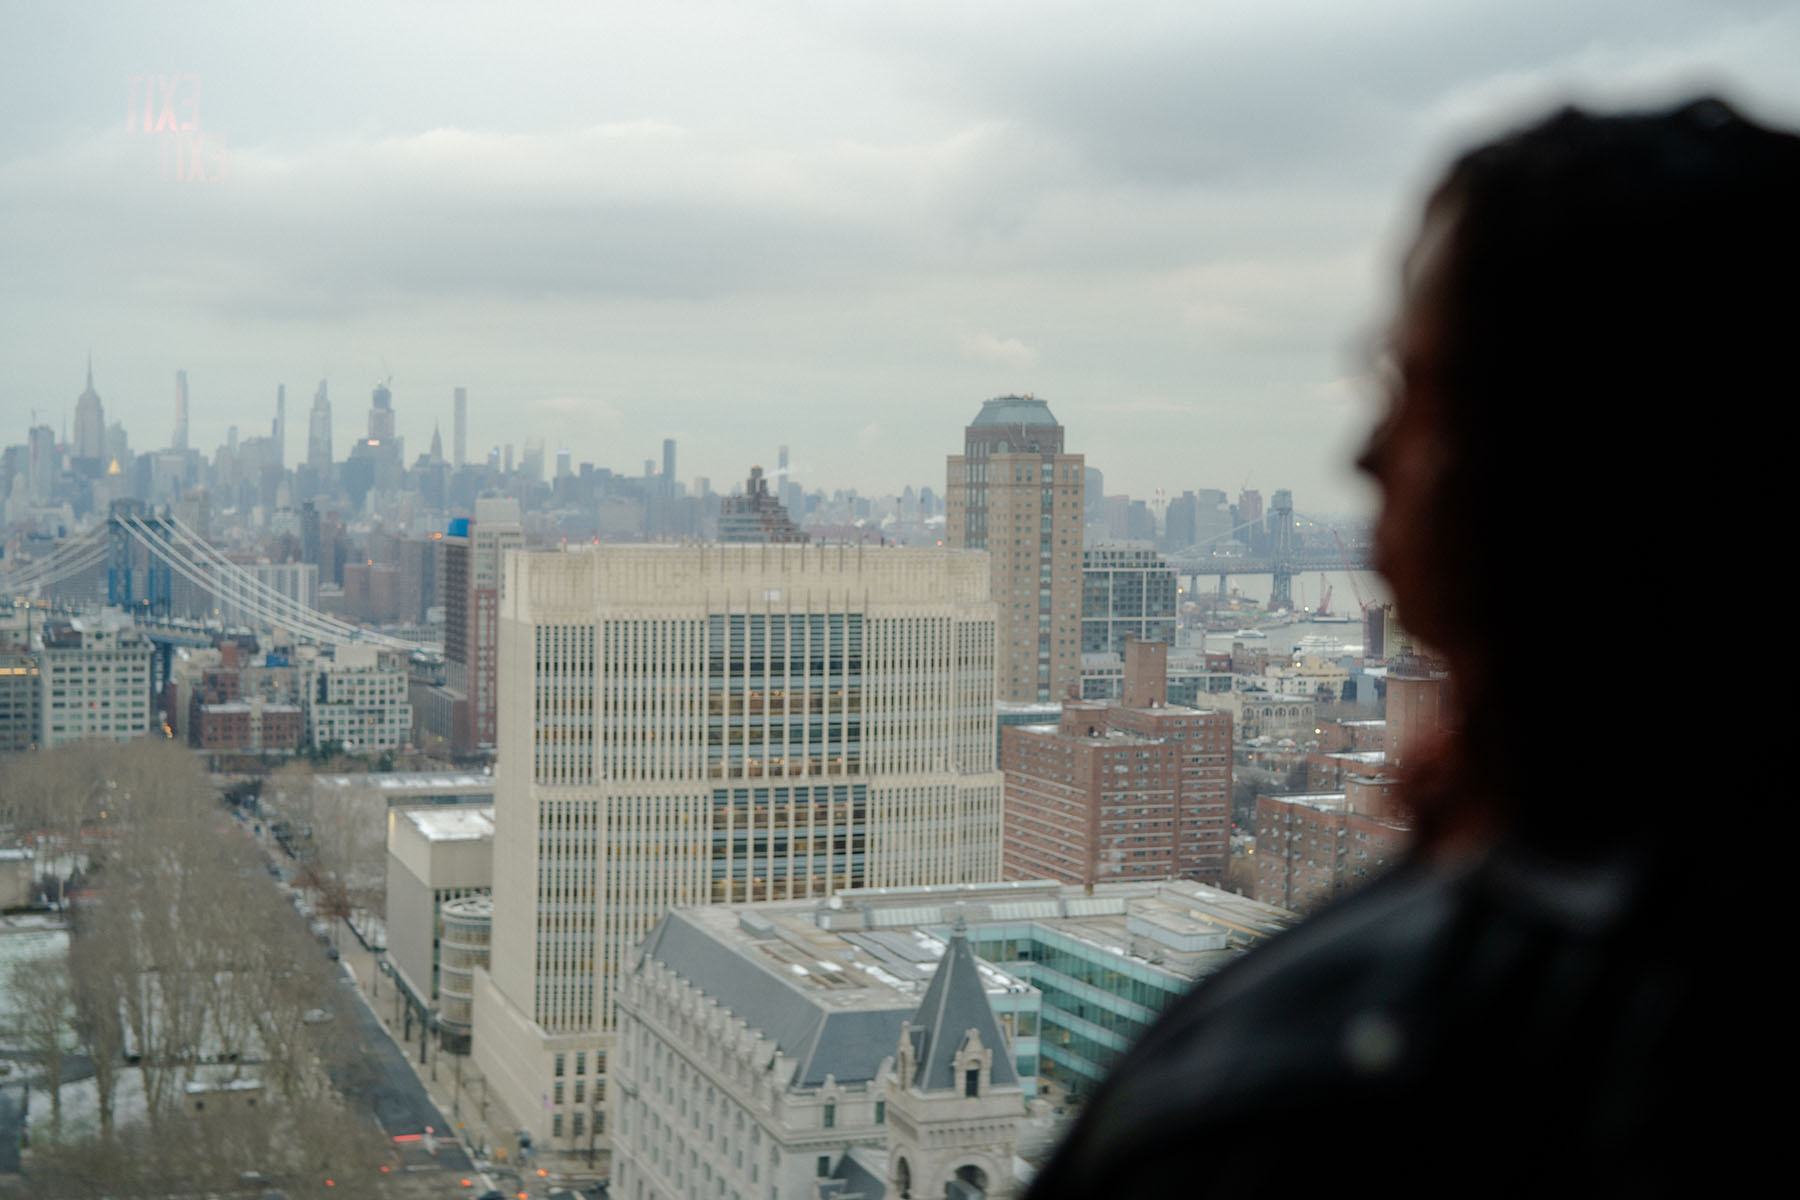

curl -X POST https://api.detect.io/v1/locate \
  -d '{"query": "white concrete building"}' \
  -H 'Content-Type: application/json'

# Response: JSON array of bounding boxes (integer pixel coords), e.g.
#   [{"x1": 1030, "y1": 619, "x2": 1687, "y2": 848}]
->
[
  {"x1": 472, "y1": 543, "x2": 1006, "y2": 1166},
  {"x1": 385, "y1": 804, "x2": 495, "y2": 1050},
  {"x1": 614, "y1": 904, "x2": 1028, "y2": 1200},
  {"x1": 308, "y1": 643, "x2": 413, "y2": 752},
  {"x1": 36, "y1": 612, "x2": 154, "y2": 746}
]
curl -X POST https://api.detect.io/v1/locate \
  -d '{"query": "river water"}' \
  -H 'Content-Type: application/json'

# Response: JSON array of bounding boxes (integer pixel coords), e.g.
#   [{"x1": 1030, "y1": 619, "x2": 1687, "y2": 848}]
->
[{"x1": 1186, "y1": 569, "x2": 1391, "y2": 658}]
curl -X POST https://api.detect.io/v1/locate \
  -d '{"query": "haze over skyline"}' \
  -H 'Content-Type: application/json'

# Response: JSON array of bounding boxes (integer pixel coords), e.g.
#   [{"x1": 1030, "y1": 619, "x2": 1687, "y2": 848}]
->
[{"x1": 4, "y1": 0, "x2": 1796, "y2": 510}]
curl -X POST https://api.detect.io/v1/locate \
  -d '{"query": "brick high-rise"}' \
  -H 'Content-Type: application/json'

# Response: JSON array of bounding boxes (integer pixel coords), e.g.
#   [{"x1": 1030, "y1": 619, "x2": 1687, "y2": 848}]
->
[
  {"x1": 1003, "y1": 641, "x2": 1232, "y2": 887},
  {"x1": 441, "y1": 495, "x2": 523, "y2": 754},
  {"x1": 947, "y1": 395, "x2": 1084, "y2": 702}
]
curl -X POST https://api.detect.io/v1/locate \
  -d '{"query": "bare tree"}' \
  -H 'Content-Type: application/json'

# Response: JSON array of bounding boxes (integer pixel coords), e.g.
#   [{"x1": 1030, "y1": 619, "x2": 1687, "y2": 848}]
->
[
  {"x1": 1, "y1": 741, "x2": 112, "y2": 905},
  {"x1": 274, "y1": 773, "x2": 385, "y2": 935},
  {"x1": 7, "y1": 954, "x2": 74, "y2": 1141},
  {"x1": 43, "y1": 739, "x2": 406, "y2": 1191},
  {"x1": 66, "y1": 906, "x2": 128, "y2": 1141}
]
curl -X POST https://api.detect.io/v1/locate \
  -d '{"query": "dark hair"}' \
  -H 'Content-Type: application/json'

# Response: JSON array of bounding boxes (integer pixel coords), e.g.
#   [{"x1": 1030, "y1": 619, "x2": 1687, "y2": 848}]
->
[{"x1": 1384, "y1": 98, "x2": 1800, "y2": 858}]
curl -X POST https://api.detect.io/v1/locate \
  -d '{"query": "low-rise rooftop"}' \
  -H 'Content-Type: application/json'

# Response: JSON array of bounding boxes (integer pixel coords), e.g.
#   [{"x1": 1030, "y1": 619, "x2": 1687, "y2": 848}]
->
[
  {"x1": 314, "y1": 771, "x2": 495, "y2": 794},
  {"x1": 400, "y1": 805, "x2": 495, "y2": 841}
]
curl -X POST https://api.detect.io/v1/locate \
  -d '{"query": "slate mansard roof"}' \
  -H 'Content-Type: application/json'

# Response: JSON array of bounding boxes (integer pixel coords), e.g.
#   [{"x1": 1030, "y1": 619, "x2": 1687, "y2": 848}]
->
[
  {"x1": 636, "y1": 909, "x2": 916, "y2": 1089},
  {"x1": 905, "y1": 923, "x2": 1019, "y2": 1092}
]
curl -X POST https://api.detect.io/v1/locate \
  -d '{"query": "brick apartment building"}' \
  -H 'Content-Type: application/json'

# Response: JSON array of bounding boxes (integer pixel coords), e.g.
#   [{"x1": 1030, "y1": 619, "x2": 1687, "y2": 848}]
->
[
  {"x1": 1305, "y1": 749, "x2": 1386, "y2": 792},
  {"x1": 183, "y1": 642, "x2": 307, "y2": 753},
  {"x1": 1252, "y1": 662, "x2": 1446, "y2": 912},
  {"x1": 1003, "y1": 640, "x2": 1232, "y2": 888},
  {"x1": 1317, "y1": 718, "x2": 1386, "y2": 753},
  {"x1": 1253, "y1": 778, "x2": 1411, "y2": 912}
]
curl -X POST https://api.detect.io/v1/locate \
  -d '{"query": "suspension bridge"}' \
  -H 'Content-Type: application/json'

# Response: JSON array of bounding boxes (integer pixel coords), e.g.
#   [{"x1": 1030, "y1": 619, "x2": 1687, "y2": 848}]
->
[
  {"x1": 1162, "y1": 492, "x2": 1374, "y2": 608},
  {"x1": 1, "y1": 501, "x2": 437, "y2": 655}
]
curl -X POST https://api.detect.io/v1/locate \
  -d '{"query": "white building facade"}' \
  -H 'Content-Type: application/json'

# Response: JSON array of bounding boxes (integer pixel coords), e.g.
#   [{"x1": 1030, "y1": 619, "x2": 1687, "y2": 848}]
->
[
  {"x1": 36, "y1": 613, "x2": 155, "y2": 746},
  {"x1": 472, "y1": 543, "x2": 1006, "y2": 1165},
  {"x1": 613, "y1": 905, "x2": 1027, "y2": 1200},
  {"x1": 308, "y1": 643, "x2": 413, "y2": 751}
]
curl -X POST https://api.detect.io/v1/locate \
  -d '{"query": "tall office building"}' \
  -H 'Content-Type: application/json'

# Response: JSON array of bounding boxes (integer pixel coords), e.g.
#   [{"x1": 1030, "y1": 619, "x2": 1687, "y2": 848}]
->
[
  {"x1": 74, "y1": 358, "x2": 106, "y2": 462},
  {"x1": 453, "y1": 386, "x2": 468, "y2": 468},
  {"x1": 307, "y1": 380, "x2": 332, "y2": 470},
  {"x1": 26, "y1": 424, "x2": 57, "y2": 502},
  {"x1": 273, "y1": 384, "x2": 285, "y2": 467},
  {"x1": 717, "y1": 465, "x2": 807, "y2": 543},
  {"x1": 471, "y1": 543, "x2": 1003, "y2": 1159},
  {"x1": 368, "y1": 379, "x2": 396, "y2": 442},
  {"x1": 173, "y1": 369, "x2": 190, "y2": 453},
  {"x1": 946, "y1": 395, "x2": 1084, "y2": 702}
]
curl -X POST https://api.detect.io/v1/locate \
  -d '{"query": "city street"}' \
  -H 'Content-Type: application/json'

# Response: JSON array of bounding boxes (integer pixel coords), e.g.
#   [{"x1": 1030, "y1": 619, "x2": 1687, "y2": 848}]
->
[
  {"x1": 331, "y1": 918, "x2": 599, "y2": 1199},
  {"x1": 324, "y1": 947, "x2": 473, "y2": 1177}
]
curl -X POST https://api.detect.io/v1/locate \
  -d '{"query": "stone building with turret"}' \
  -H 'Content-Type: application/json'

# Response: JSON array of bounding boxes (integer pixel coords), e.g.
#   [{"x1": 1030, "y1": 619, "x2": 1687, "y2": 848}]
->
[{"x1": 611, "y1": 880, "x2": 1295, "y2": 1198}]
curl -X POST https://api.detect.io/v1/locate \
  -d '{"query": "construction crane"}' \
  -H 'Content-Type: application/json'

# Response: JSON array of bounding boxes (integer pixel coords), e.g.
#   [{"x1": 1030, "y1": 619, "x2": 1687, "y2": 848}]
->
[{"x1": 1316, "y1": 573, "x2": 1333, "y2": 617}]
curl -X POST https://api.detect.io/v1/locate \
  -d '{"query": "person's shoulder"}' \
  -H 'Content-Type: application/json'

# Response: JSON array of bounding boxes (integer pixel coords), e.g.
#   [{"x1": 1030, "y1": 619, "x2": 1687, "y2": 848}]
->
[
  {"x1": 1099, "y1": 858, "x2": 1464, "y2": 1114},
  {"x1": 1028, "y1": 861, "x2": 1466, "y2": 1197},
  {"x1": 1028, "y1": 840, "x2": 1720, "y2": 1199}
]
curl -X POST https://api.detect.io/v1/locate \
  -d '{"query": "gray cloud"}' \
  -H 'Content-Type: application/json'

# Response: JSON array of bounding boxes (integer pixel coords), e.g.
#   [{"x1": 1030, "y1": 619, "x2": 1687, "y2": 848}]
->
[{"x1": 2, "y1": 0, "x2": 1796, "y2": 510}]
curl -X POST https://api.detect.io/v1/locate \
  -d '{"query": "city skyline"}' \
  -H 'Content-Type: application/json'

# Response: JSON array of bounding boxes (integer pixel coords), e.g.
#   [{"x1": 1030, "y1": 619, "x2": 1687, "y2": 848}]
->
[
  {"x1": 16, "y1": 363, "x2": 1370, "y2": 528},
  {"x1": 5, "y1": 3, "x2": 1797, "y2": 511}
]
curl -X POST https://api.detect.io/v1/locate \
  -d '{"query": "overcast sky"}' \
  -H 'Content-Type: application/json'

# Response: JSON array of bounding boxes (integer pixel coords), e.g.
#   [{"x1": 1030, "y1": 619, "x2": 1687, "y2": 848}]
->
[{"x1": 3, "y1": 0, "x2": 1795, "y2": 514}]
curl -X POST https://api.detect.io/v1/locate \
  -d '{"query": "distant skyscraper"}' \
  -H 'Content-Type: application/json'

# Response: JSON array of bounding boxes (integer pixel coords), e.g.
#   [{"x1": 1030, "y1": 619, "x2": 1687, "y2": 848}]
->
[
  {"x1": 74, "y1": 357, "x2": 105, "y2": 460},
  {"x1": 368, "y1": 380, "x2": 395, "y2": 442},
  {"x1": 274, "y1": 384, "x2": 286, "y2": 467},
  {"x1": 453, "y1": 386, "x2": 467, "y2": 468},
  {"x1": 661, "y1": 437, "x2": 675, "y2": 491},
  {"x1": 307, "y1": 380, "x2": 332, "y2": 470},
  {"x1": 173, "y1": 369, "x2": 189, "y2": 453},
  {"x1": 717, "y1": 465, "x2": 807, "y2": 542},
  {"x1": 1237, "y1": 488, "x2": 1263, "y2": 550},
  {"x1": 27, "y1": 424, "x2": 55, "y2": 502},
  {"x1": 946, "y1": 395, "x2": 1085, "y2": 702},
  {"x1": 450, "y1": 496, "x2": 522, "y2": 751}
]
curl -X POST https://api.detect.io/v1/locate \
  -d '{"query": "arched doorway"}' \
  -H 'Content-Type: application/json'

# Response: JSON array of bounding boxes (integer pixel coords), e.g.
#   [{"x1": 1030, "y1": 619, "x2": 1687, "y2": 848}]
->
[
  {"x1": 894, "y1": 1156, "x2": 913, "y2": 1199},
  {"x1": 955, "y1": 1163, "x2": 989, "y2": 1191}
]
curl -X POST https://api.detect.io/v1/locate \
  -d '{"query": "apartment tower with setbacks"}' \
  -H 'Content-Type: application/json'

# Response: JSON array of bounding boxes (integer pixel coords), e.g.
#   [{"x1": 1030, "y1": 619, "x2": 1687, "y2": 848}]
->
[{"x1": 946, "y1": 396, "x2": 1085, "y2": 703}]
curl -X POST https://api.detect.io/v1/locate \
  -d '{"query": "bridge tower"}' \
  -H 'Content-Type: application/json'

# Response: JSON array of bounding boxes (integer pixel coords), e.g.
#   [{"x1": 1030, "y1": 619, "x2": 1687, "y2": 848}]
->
[
  {"x1": 107, "y1": 500, "x2": 174, "y2": 617},
  {"x1": 1268, "y1": 489, "x2": 1295, "y2": 610}
]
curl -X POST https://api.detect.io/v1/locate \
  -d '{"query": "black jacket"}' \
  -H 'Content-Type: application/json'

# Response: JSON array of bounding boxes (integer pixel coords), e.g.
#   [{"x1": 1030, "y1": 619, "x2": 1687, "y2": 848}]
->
[{"x1": 1025, "y1": 839, "x2": 1718, "y2": 1198}]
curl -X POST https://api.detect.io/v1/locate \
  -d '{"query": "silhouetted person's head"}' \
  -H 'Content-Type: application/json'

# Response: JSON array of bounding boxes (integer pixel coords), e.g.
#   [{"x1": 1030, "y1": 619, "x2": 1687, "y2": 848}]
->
[{"x1": 1359, "y1": 97, "x2": 1800, "y2": 857}]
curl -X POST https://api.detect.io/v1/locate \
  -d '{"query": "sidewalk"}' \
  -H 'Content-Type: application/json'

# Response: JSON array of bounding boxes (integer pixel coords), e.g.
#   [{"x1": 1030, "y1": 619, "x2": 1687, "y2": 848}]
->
[{"x1": 335, "y1": 923, "x2": 513, "y2": 1175}]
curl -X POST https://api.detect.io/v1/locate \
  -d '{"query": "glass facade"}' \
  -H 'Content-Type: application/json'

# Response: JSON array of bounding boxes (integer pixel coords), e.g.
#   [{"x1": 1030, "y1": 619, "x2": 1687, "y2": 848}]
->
[
  {"x1": 968, "y1": 924, "x2": 1188, "y2": 1098},
  {"x1": 1081, "y1": 548, "x2": 1178, "y2": 655}
]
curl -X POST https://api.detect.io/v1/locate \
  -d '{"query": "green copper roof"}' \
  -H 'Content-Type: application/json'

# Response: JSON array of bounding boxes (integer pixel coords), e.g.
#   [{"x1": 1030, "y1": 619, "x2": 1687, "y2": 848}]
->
[{"x1": 970, "y1": 395, "x2": 1058, "y2": 427}]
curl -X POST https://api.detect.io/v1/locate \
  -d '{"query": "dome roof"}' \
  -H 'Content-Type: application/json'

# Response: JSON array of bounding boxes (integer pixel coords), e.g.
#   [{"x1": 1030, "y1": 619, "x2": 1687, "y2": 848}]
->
[{"x1": 970, "y1": 394, "x2": 1058, "y2": 427}]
